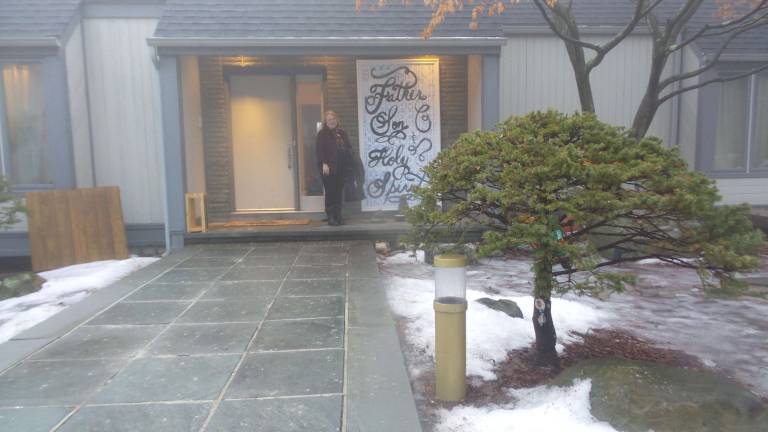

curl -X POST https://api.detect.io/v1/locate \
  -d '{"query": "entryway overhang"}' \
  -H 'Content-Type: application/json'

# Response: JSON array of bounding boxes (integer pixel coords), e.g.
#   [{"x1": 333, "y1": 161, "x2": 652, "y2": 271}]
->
[
  {"x1": 155, "y1": 38, "x2": 502, "y2": 253},
  {"x1": 147, "y1": 37, "x2": 505, "y2": 56}
]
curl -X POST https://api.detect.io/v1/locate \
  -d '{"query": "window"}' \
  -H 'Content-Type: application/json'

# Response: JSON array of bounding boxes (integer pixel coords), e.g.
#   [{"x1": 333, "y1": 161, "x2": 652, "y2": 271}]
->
[
  {"x1": 1, "y1": 63, "x2": 50, "y2": 185},
  {"x1": 753, "y1": 75, "x2": 768, "y2": 171},
  {"x1": 712, "y1": 73, "x2": 768, "y2": 175}
]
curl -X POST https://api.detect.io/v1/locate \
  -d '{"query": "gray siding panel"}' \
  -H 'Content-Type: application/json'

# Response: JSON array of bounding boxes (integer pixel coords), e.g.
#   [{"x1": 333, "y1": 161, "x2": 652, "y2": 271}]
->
[
  {"x1": 64, "y1": 22, "x2": 95, "y2": 188},
  {"x1": 83, "y1": 18, "x2": 165, "y2": 224},
  {"x1": 677, "y1": 46, "x2": 701, "y2": 169},
  {"x1": 159, "y1": 56, "x2": 186, "y2": 251},
  {"x1": 500, "y1": 35, "x2": 674, "y2": 144}
]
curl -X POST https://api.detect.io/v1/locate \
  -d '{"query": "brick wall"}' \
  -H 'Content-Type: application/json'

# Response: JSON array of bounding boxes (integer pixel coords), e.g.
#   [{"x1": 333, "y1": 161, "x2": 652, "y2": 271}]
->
[
  {"x1": 198, "y1": 57, "x2": 232, "y2": 220},
  {"x1": 197, "y1": 55, "x2": 467, "y2": 220}
]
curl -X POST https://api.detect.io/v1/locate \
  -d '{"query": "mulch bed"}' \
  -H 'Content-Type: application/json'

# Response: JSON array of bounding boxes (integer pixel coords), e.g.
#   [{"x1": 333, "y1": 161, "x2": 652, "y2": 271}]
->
[{"x1": 422, "y1": 328, "x2": 705, "y2": 409}]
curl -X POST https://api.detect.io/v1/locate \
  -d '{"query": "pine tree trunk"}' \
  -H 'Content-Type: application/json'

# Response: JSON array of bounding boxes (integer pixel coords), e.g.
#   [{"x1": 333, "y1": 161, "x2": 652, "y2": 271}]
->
[
  {"x1": 532, "y1": 257, "x2": 560, "y2": 368},
  {"x1": 532, "y1": 297, "x2": 559, "y2": 368}
]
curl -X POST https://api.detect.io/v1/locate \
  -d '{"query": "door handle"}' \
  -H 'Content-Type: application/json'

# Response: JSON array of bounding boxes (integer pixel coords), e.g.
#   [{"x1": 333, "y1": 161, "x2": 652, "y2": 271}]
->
[
  {"x1": 288, "y1": 139, "x2": 296, "y2": 170},
  {"x1": 288, "y1": 141, "x2": 293, "y2": 170}
]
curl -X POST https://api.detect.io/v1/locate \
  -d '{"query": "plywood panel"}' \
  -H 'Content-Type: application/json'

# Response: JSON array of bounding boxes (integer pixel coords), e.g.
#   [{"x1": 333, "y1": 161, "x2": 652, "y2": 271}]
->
[{"x1": 27, "y1": 187, "x2": 129, "y2": 272}]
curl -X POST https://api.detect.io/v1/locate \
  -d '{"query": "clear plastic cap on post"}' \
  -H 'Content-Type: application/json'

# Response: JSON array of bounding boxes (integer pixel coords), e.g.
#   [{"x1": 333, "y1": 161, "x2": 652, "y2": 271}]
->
[{"x1": 434, "y1": 253, "x2": 468, "y2": 305}]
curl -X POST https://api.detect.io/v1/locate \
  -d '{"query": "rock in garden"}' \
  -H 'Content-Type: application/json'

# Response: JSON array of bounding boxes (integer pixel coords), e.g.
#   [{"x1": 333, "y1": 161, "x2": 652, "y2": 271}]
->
[
  {"x1": 550, "y1": 357, "x2": 768, "y2": 432},
  {"x1": 476, "y1": 298, "x2": 524, "y2": 319},
  {"x1": 0, "y1": 272, "x2": 46, "y2": 301}
]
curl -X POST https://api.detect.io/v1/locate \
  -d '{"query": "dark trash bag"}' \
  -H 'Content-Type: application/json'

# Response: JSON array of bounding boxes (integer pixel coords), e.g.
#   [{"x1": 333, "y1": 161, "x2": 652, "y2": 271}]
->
[
  {"x1": 344, "y1": 176, "x2": 365, "y2": 202},
  {"x1": 340, "y1": 147, "x2": 365, "y2": 202}
]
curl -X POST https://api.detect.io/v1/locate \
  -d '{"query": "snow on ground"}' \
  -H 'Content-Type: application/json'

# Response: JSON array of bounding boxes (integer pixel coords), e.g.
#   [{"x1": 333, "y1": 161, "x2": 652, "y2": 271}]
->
[
  {"x1": 380, "y1": 248, "x2": 768, "y2": 431},
  {"x1": 384, "y1": 252, "x2": 610, "y2": 380},
  {"x1": 437, "y1": 379, "x2": 618, "y2": 432},
  {"x1": 0, "y1": 257, "x2": 158, "y2": 344}
]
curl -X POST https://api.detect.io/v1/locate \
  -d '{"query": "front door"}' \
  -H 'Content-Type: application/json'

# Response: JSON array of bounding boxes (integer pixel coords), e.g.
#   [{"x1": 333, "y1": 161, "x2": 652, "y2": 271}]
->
[{"x1": 230, "y1": 74, "x2": 296, "y2": 212}]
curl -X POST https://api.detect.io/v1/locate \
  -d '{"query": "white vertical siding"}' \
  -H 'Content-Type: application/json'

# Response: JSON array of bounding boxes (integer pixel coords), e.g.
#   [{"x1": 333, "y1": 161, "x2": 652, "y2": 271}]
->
[
  {"x1": 676, "y1": 46, "x2": 701, "y2": 170},
  {"x1": 83, "y1": 18, "x2": 164, "y2": 224},
  {"x1": 181, "y1": 56, "x2": 206, "y2": 194},
  {"x1": 64, "y1": 22, "x2": 94, "y2": 189},
  {"x1": 500, "y1": 35, "x2": 673, "y2": 144},
  {"x1": 715, "y1": 179, "x2": 768, "y2": 205}
]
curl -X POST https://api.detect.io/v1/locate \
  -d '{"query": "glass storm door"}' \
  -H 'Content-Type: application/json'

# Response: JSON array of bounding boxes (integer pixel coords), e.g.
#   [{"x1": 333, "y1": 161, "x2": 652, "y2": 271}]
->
[{"x1": 295, "y1": 74, "x2": 325, "y2": 212}]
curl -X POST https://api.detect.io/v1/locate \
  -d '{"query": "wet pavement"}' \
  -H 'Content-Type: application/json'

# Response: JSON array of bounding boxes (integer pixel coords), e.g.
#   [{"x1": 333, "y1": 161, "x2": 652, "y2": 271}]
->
[{"x1": 0, "y1": 241, "x2": 421, "y2": 432}]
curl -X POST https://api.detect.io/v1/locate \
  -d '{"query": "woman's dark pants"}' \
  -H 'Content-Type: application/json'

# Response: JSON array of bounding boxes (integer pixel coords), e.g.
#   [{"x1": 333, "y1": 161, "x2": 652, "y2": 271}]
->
[{"x1": 322, "y1": 171, "x2": 344, "y2": 224}]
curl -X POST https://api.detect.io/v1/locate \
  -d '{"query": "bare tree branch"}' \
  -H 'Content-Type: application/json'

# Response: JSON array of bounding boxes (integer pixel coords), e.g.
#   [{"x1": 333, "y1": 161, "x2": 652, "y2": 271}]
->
[
  {"x1": 529, "y1": 0, "x2": 601, "y2": 51},
  {"x1": 658, "y1": 62, "x2": 768, "y2": 105},
  {"x1": 587, "y1": 0, "x2": 667, "y2": 72},
  {"x1": 660, "y1": 11, "x2": 768, "y2": 89},
  {"x1": 670, "y1": 0, "x2": 768, "y2": 53}
]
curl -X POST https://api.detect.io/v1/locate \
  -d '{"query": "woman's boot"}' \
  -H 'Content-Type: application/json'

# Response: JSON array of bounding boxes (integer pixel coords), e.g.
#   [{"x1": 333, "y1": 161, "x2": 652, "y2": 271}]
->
[
  {"x1": 328, "y1": 205, "x2": 340, "y2": 226},
  {"x1": 334, "y1": 205, "x2": 344, "y2": 226}
]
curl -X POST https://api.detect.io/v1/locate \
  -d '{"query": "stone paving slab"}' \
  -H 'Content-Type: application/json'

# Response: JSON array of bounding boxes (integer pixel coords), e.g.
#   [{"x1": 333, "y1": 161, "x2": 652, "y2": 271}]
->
[
  {"x1": 222, "y1": 266, "x2": 291, "y2": 281},
  {"x1": 240, "y1": 255, "x2": 298, "y2": 267},
  {"x1": 90, "y1": 355, "x2": 240, "y2": 404},
  {"x1": 146, "y1": 323, "x2": 257, "y2": 356},
  {"x1": 176, "y1": 299, "x2": 271, "y2": 323},
  {"x1": 280, "y1": 279, "x2": 346, "y2": 297},
  {"x1": 30, "y1": 325, "x2": 164, "y2": 360},
  {"x1": 0, "y1": 406, "x2": 72, "y2": 432},
  {"x1": 0, "y1": 240, "x2": 421, "y2": 432},
  {"x1": 57, "y1": 403, "x2": 211, "y2": 432},
  {"x1": 266, "y1": 296, "x2": 344, "y2": 320},
  {"x1": 253, "y1": 318, "x2": 344, "y2": 351},
  {"x1": 202, "y1": 280, "x2": 281, "y2": 300},
  {"x1": 154, "y1": 268, "x2": 227, "y2": 284},
  {"x1": 0, "y1": 339, "x2": 51, "y2": 372},
  {"x1": 124, "y1": 282, "x2": 209, "y2": 302},
  {"x1": 86, "y1": 301, "x2": 191, "y2": 326},
  {"x1": 289, "y1": 265, "x2": 346, "y2": 280},
  {"x1": 226, "y1": 349, "x2": 344, "y2": 398},
  {"x1": 206, "y1": 396, "x2": 342, "y2": 432},
  {"x1": 294, "y1": 253, "x2": 348, "y2": 266},
  {"x1": 176, "y1": 256, "x2": 241, "y2": 268},
  {"x1": 0, "y1": 359, "x2": 126, "y2": 406}
]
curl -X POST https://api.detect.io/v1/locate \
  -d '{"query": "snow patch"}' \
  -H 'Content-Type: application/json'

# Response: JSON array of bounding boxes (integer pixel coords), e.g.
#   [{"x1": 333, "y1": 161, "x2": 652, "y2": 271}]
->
[
  {"x1": 379, "y1": 250, "x2": 426, "y2": 265},
  {"x1": 437, "y1": 379, "x2": 618, "y2": 432},
  {"x1": 0, "y1": 257, "x2": 158, "y2": 343},
  {"x1": 386, "y1": 276, "x2": 610, "y2": 380}
]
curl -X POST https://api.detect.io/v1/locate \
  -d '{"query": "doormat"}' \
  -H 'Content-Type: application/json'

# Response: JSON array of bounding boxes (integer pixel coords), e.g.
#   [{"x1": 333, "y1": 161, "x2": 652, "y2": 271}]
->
[{"x1": 210, "y1": 219, "x2": 312, "y2": 228}]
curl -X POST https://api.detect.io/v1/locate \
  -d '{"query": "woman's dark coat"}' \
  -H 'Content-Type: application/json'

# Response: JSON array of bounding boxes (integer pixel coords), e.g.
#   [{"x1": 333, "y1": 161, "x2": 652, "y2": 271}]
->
[{"x1": 315, "y1": 127, "x2": 365, "y2": 202}]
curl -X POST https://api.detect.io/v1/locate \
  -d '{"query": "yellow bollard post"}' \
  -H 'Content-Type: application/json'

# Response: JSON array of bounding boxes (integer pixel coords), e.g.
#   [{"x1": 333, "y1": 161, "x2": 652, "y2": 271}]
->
[{"x1": 433, "y1": 253, "x2": 468, "y2": 402}]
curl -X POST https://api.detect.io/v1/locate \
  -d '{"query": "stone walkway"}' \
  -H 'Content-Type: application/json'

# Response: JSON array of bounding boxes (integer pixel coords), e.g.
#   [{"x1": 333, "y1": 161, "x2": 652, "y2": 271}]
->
[{"x1": 0, "y1": 241, "x2": 421, "y2": 432}]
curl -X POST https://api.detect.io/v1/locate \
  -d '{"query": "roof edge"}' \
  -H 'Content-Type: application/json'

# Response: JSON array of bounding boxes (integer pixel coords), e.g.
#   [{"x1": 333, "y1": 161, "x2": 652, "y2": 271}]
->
[
  {"x1": 719, "y1": 53, "x2": 768, "y2": 62},
  {"x1": 503, "y1": 25, "x2": 652, "y2": 36},
  {"x1": 147, "y1": 36, "x2": 507, "y2": 48},
  {"x1": 0, "y1": 38, "x2": 60, "y2": 48}
]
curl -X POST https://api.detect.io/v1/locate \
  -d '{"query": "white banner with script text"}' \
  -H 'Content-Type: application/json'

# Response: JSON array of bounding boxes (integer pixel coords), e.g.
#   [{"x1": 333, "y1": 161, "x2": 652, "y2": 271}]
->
[{"x1": 356, "y1": 59, "x2": 441, "y2": 211}]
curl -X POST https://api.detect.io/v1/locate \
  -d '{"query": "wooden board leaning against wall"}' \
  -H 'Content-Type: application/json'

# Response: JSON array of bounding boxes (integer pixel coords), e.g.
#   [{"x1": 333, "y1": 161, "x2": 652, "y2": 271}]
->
[{"x1": 26, "y1": 187, "x2": 129, "y2": 272}]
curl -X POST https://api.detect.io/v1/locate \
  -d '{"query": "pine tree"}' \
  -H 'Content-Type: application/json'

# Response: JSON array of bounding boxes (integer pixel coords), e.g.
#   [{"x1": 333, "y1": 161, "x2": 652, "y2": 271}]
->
[{"x1": 407, "y1": 111, "x2": 765, "y2": 367}]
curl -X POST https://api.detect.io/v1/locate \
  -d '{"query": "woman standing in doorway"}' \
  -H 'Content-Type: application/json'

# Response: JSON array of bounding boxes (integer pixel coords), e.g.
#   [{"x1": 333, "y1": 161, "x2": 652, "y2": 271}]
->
[{"x1": 316, "y1": 110, "x2": 352, "y2": 226}]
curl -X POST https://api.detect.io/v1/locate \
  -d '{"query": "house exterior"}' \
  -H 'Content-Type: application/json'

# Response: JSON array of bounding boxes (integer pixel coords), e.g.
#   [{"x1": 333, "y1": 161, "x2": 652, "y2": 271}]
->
[{"x1": 0, "y1": 0, "x2": 765, "y2": 257}]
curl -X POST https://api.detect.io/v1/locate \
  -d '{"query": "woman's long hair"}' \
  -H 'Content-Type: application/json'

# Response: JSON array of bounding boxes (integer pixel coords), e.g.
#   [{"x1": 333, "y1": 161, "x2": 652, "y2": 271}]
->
[{"x1": 322, "y1": 110, "x2": 340, "y2": 131}]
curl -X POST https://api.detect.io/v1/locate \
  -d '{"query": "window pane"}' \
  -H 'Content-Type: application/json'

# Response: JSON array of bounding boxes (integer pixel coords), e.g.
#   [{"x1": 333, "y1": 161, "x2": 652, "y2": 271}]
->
[
  {"x1": 753, "y1": 75, "x2": 768, "y2": 170},
  {"x1": 714, "y1": 78, "x2": 749, "y2": 171},
  {"x1": 2, "y1": 64, "x2": 50, "y2": 184}
]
